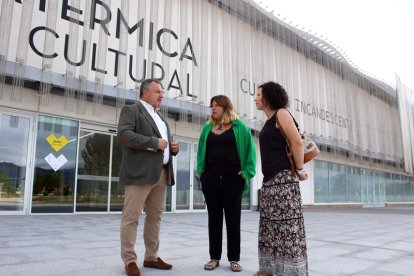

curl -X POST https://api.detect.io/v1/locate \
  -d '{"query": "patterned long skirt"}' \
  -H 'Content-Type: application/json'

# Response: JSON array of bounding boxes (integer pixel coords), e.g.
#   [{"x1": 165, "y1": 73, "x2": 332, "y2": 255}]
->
[{"x1": 258, "y1": 169, "x2": 308, "y2": 276}]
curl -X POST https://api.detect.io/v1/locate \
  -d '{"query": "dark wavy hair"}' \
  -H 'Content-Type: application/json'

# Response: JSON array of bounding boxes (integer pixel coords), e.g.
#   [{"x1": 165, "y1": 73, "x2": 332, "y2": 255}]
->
[{"x1": 258, "y1": 81, "x2": 289, "y2": 110}]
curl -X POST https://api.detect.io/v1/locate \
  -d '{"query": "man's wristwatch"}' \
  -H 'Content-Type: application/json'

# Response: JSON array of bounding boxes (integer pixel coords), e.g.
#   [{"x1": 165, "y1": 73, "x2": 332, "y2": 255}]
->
[{"x1": 296, "y1": 168, "x2": 305, "y2": 175}]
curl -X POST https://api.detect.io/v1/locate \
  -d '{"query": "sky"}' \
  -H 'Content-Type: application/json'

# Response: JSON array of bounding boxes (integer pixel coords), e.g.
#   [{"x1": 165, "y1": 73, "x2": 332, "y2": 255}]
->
[{"x1": 253, "y1": 0, "x2": 414, "y2": 90}]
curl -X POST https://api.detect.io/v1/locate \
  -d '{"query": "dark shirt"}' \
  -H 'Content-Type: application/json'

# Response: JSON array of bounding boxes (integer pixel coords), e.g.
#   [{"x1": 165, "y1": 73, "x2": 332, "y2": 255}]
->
[
  {"x1": 259, "y1": 113, "x2": 290, "y2": 182},
  {"x1": 206, "y1": 128, "x2": 241, "y2": 171}
]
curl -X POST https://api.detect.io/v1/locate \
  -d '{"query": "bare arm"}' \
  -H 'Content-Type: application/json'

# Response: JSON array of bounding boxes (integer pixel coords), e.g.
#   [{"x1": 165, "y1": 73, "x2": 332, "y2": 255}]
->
[{"x1": 277, "y1": 109, "x2": 304, "y2": 170}]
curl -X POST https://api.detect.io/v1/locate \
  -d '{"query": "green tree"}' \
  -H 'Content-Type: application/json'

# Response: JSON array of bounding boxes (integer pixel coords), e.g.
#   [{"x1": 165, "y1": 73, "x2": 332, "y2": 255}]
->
[
  {"x1": 81, "y1": 134, "x2": 111, "y2": 175},
  {"x1": 0, "y1": 172, "x2": 15, "y2": 195}
]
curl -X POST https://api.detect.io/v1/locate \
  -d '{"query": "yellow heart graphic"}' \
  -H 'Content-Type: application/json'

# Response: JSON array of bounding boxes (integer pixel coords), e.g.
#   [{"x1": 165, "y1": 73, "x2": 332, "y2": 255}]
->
[{"x1": 46, "y1": 134, "x2": 69, "y2": 152}]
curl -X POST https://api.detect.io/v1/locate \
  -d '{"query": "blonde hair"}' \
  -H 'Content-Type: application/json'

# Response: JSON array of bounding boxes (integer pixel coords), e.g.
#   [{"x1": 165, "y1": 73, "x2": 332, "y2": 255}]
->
[{"x1": 208, "y1": 95, "x2": 239, "y2": 124}]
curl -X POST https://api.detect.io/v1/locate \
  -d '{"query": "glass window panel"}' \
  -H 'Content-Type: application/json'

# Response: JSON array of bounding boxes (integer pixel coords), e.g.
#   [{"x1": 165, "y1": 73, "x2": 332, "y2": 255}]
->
[
  {"x1": 372, "y1": 172, "x2": 379, "y2": 205},
  {"x1": 384, "y1": 173, "x2": 395, "y2": 202},
  {"x1": 44, "y1": 121, "x2": 52, "y2": 131},
  {"x1": 361, "y1": 169, "x2": 369, "y2": 205},
  {"x1": 193, "y1": 143, "x2": 206, "y2": 210},
  {"x1": 361, "y1": 170, "x2": 371, "y2": 205},
  {"x1": 403, "y1": 176, "x2": 413, "y2": 202},
  {"x1": 32, "y1": 116, "x2": 78, "y2": 213},
  {"x1": 374, "y1": 172, "x2": 385, "y2": 205},
  {"x1": 111, "y1": 135, "x2": 123, "y2": 178},
  {"x1": 70, "y1": 126, "x2": 78, "y2": 136},
  {"x1": 110, "y1": 136, "x2": 123, "y2": 212},
  {"x1": 0, "y1": 115, "x2": 30, "y2": 211},
  {"x1": 110, "y1": 181, "x2": 124, "y2": 212},
  {"x1": 54, "y1": 124, "x2": 62, "y2": 133},
  {"x1": 77, "y1": 132, "x2": 110, "y2": 176},
  {"x1": 314, "y1": 160, "x2": 329, "y2": 203},
  {"x1": 329, "y1": 163, "x2": 346, "y2": 202},
  {"x1": 165, "y1": 186, "x2": 172, "y2": 212},
  {"x1": 346, "y1": 166, "x2": 361, "y2": 202},
  {"x1": 241, "y1": 182, "x2": 251, "y2": 210},
  {"x1": 381, "y1": 173, "x2": 387, "y2": 204},
  {"x1": 411, "y1": 178, "x2": 414, "y2": 201},
  {"x1": 394, "y1": 175, "x2": 404, "y2": 202},
  {"x1": 176, "y1": 141, "x2": 190, "y2": 210},
  {"x1": 76, "y1": 179, "x2": 108, "y2": 212},
  {"x1": 76, "y1": 131, "x2": 111, "y2": 212}
]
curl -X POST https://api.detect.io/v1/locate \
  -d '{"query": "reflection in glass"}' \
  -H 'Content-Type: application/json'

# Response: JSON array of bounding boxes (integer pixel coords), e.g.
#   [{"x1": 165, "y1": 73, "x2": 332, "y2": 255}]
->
[
  {"x1": 314, "y1": 161, "x2": 329, "y2": 203},
  {"x1": 76, "y1": 131, "x2": 110, "y2": 212},
  {"x1": 176, "y1": 142, "x2": 190, "y2": 210},
  {"x1": 76, "y1": 179, "x2": 109, "y2": 212},
  {"x1": 0, "y1": 115, "x2": 30, "y2": 211},
  {"x1": 111, "y1": 137, "x2": 123, "y2": 178},
  {"x1": 110, "y1": 139, "x2": 124, "y2": 212},
  {"x1": 314, "y1": 160, "x2": 414, "y2": 205},
  {"x1": 32, "y1": 116, "x2": 78, "y2": 213},
  {"x1": 384, "y1": 173, "x2": 394, "y2": 202},
  {"x1": 241, "y1": 184, "x2": 251, "y2": 210},
  {"x1": 393, "y1": 175, "x2": 404, "y2": 202},
  {"x1": 411, "y1": 179, "x2": 414, "y2": 202},
  {"x1": 110, "y1": 181, "x2": 123, "y2": 212},
  {"x1": 165, "y1": 185, "x2": 172, "y2": 212},
  {"x1": 403, "y1": 176, "x2": 413, "y2": 201},
  {"x1": 410, "y1": 179, "x2": 414, "y2": 202},
  {"x1": 346, "y1": 166, "x2": 361, "y2": 202},
  {"x1": 329, "y1": 163, "x2": 346, "y2": 202},
  {"x1": 193, "y1": 143, "x2": 205, "y2": 210},
  {"x1": 361, "y1": 170, "x2": 372, "y2": 205},
  {"x1": 375, "y1": 172, "x2": 386, "y2": 205},
  {"x1": 368, "y1": 170, "x2": 379, "y2": 204}
]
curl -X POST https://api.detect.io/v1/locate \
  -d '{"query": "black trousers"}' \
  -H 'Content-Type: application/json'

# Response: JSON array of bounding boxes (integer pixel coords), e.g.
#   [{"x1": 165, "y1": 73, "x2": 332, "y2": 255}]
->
[{"x1": 201, "y1": 167, "x2": 244, "y2": 262}]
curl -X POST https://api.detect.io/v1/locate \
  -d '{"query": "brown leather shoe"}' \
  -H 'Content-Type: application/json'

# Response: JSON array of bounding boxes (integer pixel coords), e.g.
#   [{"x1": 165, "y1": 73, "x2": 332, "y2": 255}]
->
[
  {"x1": 143, "y1": 257, "x2": 172, "y2": 270},
  {"x1": 125, "y1": 262, "x2": 140, "y2": 276}
]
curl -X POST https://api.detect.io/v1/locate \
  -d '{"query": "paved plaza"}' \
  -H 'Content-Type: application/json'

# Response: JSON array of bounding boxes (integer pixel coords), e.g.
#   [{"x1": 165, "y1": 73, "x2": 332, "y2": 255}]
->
[{"x1": 0, "y1": 207, "x2": 413, "y2": 276}]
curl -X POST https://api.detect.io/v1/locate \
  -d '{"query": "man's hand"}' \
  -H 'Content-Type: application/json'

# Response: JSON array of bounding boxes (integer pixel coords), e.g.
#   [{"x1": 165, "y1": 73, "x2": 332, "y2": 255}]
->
[
  {"x1": 171, "y1": 141, "x2": 179, "y2": 154},
  {"x1": 158, "y1": 138, "x2": 168, "y2": 151}
]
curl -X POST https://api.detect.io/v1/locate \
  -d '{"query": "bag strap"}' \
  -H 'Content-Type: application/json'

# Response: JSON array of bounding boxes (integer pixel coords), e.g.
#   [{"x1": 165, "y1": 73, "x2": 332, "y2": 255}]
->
[
  {"x1": 286, "y1": 109, "x2": 300, "y2": 131},
  {"x1": 275, "y1": 110, "x2": 296, "y2": 176}
]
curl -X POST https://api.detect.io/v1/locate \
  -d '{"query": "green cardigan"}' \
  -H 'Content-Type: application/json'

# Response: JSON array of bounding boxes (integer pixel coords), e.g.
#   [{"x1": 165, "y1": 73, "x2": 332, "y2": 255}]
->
[{"x1": 197, "y1": 119, "x2": 256, "y2": 195}]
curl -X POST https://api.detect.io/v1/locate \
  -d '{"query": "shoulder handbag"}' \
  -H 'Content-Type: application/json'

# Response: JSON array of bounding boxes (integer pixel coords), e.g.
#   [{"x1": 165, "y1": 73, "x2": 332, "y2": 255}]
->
[{"x1": 276, "y1": 112, "x2": 319, "y2": 176}]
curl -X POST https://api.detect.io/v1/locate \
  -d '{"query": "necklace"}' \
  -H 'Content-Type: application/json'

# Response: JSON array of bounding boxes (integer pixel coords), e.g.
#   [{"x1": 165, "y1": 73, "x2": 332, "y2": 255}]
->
[{"x1": 217, "y1": 124, "x2": 223, "y2": 131}]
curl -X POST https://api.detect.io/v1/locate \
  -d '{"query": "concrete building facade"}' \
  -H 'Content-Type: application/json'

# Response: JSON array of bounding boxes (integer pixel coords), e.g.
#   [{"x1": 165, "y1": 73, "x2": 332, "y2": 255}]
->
[{"x1": 0, "y1": 0, "x2": 413, "y2": 214}]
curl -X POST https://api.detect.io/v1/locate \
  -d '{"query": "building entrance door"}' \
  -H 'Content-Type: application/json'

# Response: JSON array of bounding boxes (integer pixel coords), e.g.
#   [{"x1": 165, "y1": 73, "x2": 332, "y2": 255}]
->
[
  {"x1": 173, "y1": 140, "x2": 206, "y2": 212},
  {"x1": 75, "y1": 124, "x2": 123, "y2": 213},
  {"x1": 0, "y1": 111, "x2": 34, "y2": 214}
]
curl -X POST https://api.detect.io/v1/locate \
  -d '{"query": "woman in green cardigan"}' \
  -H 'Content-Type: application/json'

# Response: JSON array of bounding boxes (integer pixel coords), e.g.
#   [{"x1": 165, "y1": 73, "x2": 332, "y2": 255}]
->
[{"x1": 197, "y1": 95, "x2": 256, "y2": 273}]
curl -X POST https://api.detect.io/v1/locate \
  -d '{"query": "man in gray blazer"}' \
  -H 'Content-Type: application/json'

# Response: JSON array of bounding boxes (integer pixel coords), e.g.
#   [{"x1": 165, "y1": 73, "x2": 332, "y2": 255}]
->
[{"x1": 118, "y1": 79, "x2": 179, "y2": 276}]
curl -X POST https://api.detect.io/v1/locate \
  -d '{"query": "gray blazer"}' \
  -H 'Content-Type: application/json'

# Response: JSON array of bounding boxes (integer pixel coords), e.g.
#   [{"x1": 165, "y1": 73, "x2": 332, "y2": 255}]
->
[{"x1": 117, "y1": 101, "x2": 175, "y2": 186}]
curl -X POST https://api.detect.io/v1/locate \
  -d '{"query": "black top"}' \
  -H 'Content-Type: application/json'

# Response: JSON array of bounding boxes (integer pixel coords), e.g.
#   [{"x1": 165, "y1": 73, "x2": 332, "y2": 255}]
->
[
  {"x1": 259, "y1": 113, "x2": 291, "y2": 182},
  {"x1": 206, "y1": 128, "x2": 241, "y2": 171}
]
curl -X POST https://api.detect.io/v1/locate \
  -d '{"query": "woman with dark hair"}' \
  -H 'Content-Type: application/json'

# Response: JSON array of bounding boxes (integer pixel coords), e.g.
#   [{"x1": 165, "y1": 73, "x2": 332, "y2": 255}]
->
[
  {"x1": 197, "y1": 95, "x2": 256, "y2": 273},
  {"x1": 254, "y1": 82, "x2": 308, "y2": 276}
]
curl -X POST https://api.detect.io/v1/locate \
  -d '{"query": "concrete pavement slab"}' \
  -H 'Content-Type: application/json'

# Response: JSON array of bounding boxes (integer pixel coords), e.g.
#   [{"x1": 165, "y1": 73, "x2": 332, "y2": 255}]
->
[{"x1": 0, "y1": 207, "x2": 413, "y2": 276}]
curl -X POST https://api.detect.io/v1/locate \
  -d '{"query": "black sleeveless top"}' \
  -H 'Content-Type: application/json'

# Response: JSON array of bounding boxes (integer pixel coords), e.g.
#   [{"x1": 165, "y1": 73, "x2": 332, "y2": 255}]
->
[
  {"x1": 259, "y1": 113, "x2": 291, "y2": 182},
  {"x1": 206, "y1": 128, "x2": 241, "y2": 170}
]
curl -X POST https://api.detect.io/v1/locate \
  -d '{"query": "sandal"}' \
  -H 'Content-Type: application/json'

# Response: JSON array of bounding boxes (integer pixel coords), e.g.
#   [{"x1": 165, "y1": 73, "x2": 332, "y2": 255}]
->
[
  {"x1": 230, "y1": 261, "x2": 242, "y2": 272},
  {"x1": 204, "y1": 259, "x2": 220, "y2": 270}
]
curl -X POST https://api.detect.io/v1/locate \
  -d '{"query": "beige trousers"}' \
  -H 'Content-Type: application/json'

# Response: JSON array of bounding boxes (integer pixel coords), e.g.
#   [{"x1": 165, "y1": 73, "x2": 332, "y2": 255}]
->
[{"x1": 120, "y1": 168, "x2": 167, "y2": 265}]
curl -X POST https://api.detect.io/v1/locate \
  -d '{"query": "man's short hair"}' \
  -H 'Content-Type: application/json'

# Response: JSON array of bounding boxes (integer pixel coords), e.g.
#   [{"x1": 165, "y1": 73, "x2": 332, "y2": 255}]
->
[{"x1": 139, "y1": 79, "x2": 162, "y2": 98}]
